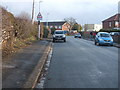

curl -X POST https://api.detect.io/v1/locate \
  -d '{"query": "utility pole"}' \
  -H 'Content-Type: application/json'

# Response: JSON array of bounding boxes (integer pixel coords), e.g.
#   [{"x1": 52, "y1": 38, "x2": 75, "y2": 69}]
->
[
  {"x1": 32, "y1": 0, "x2": 35, "y2": 24},
  {"x1": 46, "y1": 13, "x2": 49, "y2": 28}
]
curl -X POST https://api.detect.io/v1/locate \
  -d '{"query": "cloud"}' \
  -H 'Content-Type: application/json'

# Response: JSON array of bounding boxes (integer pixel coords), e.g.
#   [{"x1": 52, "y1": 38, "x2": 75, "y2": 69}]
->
[{"x1": 1, "y1": 0, "x2": 119, "y2": 24}]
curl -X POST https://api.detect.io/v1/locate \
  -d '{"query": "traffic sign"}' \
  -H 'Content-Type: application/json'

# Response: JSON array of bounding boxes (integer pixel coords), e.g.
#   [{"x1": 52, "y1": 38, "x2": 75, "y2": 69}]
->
[{"x1": 37, "y1": 12, "x2": 42, "y2": 21}]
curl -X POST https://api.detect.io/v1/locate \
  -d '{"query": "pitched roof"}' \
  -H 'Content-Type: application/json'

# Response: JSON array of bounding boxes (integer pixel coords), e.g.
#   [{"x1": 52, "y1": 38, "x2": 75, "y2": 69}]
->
[
  {"x1": 43, "y1": 21, "x2": 66, "y2": 26},
  {"x1": 102, "y1": 14, "x2": 120, "y2": 22}
]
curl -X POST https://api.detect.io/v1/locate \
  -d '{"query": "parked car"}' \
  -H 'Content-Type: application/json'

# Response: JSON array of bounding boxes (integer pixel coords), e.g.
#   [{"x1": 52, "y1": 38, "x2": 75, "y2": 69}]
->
[
  {"x1": 53, "y1": 30, "x2": 66, "y2": 42},
  {"x1": 74, "y1": 33, "x2": 81, "y2": 38},
  {"x1": 110, "y1": 32, "x2": 120, "y2": 36},
  {"x1": 95, "y1": 32, "x2": 113, "y2": 46}
]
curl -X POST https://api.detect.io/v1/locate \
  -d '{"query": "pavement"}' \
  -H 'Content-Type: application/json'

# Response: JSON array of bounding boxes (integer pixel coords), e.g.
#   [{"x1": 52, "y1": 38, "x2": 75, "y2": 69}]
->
[
  {"x1": 2, "y1": 39, "x2": 52, "y2": 88},
  {"x1": 44, "y1": 36, "x2": 118, "y2": 88},
  {"x1": 114, "y1": 43, "x2": 120, "y2": 48}
]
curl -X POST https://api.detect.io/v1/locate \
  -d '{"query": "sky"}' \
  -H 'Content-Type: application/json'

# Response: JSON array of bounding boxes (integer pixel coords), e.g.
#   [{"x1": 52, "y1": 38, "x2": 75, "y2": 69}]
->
[{"x1": 1, "y1": 0, "x2": 119, "y2": 24}]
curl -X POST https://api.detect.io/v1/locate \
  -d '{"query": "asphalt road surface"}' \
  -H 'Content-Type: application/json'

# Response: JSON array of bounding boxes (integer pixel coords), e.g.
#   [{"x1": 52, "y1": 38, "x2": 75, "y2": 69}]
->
[{"x1": 44, "y1": 36, "x2": 118, "y2": 88}]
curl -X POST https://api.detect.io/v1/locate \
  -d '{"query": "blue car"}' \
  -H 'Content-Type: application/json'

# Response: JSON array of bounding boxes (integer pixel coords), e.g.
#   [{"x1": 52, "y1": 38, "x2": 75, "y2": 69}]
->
[
  {"x1": 95, "y1": 32, "x2": 113, "y2": 46},
  {"x1": 74, "y1": 33, "x2": 81, "y2": 38}
]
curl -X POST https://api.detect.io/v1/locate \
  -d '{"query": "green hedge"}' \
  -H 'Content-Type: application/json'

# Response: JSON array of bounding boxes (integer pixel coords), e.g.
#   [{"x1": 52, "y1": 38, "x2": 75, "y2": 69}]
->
[{"x1": 99, "y1": 29, "x2": 120, "y2": 32}]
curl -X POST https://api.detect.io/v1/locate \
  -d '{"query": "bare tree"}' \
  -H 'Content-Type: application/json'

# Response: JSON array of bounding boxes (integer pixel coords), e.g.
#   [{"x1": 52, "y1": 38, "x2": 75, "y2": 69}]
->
[
  {"x1": 64, "y1": 17, "x2": 77, "y2": 30},
  {"x1": 17, "y1": 11, "x2": 31, "y2": 20},
  {"x1": 14, "y1": 12, "x2": 37, "y2": 39}
]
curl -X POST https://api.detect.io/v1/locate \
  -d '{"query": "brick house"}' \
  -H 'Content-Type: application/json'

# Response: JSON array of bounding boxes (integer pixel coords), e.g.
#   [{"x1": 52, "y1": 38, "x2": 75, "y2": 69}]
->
[
  {"x1": 102, "y1": 14, "x2": 120, "y2": 30},
  {"x1": 62, "y1": 22, "x2": 71, "y2": 31},
  {"x1": 43, "y1": 21, "x2": 70, "y2": 31}
]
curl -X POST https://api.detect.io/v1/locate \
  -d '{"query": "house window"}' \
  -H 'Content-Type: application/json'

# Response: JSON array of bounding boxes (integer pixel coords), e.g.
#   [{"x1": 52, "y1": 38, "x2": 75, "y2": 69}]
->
[
  {"x1": 55, "y1": 26, "x2": 58, "y2": 29},
  {"x1": 109, "y1": 22, "x2": 112, "y2": 27},
  {"x1": 115, "y1": 21, "x2": 119, "y2": 27},
  {"x1": 59, "y1": 26, "x2": 62, "y2": 29},
  {"x1": 50, "y1": 26, "x2": 53, "y2": 28}
]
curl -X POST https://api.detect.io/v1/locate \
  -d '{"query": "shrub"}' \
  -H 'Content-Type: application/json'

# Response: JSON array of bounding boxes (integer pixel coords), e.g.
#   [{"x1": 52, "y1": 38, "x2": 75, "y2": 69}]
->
[
  {"x1": 14, "y1": 12, "x2": 37, "y2": 39},
  {"x1": 43, "y1": 27, "x2": 49, "y2": 38},
  {"x1": 51, "y1": 26, "x2": 56, "y2": 35},
  {"x1": 99, "y1": 29, "x2": 120, "y2": 32}
]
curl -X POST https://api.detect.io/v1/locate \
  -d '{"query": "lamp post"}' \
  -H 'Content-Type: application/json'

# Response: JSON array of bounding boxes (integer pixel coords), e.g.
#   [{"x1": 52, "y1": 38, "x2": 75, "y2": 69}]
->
[
  {"x1": 32, "y1": 0, "x2": 35, "y2": 24},
  {"x1": 39, "y1": 1, "x2": 43, "y2": 12}
]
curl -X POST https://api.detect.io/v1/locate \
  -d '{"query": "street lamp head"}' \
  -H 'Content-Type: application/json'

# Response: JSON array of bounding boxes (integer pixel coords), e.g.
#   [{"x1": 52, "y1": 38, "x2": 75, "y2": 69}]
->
[
  {"x1": 39, "y1": 1, "x2": 43, "y2": 12},
  {"x1": 39, "y1": 1, "x2": 43, "y2": 3}
]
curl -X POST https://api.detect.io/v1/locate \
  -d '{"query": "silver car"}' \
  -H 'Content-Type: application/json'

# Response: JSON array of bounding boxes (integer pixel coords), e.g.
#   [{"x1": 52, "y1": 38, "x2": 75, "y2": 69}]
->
[{"x1": 53, "y1": 30, "x2": 66, "y2": 42}]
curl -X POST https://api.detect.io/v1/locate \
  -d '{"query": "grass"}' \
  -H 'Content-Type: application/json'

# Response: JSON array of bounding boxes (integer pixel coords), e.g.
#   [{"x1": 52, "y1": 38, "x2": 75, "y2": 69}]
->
[
  {"x1": 3, "y1": 36, "x2": 38, "y2": 58},
  {"x1": 13, "y1": 36, "x2": 37, "y2": 49}
]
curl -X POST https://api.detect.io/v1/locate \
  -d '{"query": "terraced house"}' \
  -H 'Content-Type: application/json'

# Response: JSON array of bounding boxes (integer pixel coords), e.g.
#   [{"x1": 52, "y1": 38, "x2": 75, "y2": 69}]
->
[{"x1": 102, "y1": 14, "x2": 120, "y2": 30}]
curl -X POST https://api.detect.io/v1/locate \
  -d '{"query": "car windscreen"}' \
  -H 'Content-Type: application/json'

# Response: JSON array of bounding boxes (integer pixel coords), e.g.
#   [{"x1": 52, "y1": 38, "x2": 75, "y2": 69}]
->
[
  {"x1": 100, "y1": 34, "x2": 110, "y2": 37},
  {"x1": 76, "y1": 34, "x2": 80, "y2": 35},
  {"x1": 55, "y1": 31, "x2": 64, "y2": 34}
]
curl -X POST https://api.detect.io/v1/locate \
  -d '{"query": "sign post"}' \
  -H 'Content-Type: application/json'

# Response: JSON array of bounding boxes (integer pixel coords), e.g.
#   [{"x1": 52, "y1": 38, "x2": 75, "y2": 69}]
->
[{"x1": 37, "y1": 12, "x2": 42, "y2": 39}]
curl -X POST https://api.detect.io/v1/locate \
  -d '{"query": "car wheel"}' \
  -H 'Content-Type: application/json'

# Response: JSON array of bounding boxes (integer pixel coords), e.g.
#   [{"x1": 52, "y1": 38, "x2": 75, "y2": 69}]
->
[
  {"x1": 96, "y1": 40, "x2": 100, "y2": 46},
  {"x1": 95, "y1": 41, "x2": 97, "y2": 45},
  {"x1": 53, "y1": 39, "x2": 55, "y2": 42},
  {"x1": 110, "y1": 44, "x2": 113, "y2": 46},
  {"x1": 64, "y1": 39, "x2": 66, "y2": 42}
]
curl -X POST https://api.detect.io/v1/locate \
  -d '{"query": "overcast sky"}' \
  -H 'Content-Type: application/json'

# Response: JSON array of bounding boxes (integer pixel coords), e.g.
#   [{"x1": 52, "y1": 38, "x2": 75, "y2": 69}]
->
[{"x1": 1, "y1": 0, "x2": 119, "y2": 24}]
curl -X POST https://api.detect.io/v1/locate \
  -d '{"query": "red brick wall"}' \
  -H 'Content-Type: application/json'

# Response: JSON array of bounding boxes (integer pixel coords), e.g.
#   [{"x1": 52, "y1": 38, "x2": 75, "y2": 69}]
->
[
  {"x1": 103, "y1": 21, "x2": 115, "y2": 29},
  {"x1": 103, "y1": 21, "x2": 109, "y2": 29}
]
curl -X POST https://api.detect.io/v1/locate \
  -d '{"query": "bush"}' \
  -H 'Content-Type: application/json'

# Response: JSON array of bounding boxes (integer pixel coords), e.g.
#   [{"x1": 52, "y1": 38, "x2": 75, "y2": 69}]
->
[
  {"x1": 2, "y1": 9, "x2": 38, "y2": 57},
  {"x1": 14, "y1": 12, "x2": 37, "y2": 39},
  {"x1": 43, "y1": 27, "x2": 49, "y2": 38},
  {"x1": 99, "y1": 29, "x2": 120, "y2": 32},
  {"x1": 51, "y1": 26, "x2": 56, "y2": 35}
]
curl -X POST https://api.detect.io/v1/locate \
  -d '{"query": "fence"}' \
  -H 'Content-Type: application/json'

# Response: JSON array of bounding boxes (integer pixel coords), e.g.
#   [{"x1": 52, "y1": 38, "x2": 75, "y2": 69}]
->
[{"x1": 112, "y1": 35, "x2": 120, "y2": 44}]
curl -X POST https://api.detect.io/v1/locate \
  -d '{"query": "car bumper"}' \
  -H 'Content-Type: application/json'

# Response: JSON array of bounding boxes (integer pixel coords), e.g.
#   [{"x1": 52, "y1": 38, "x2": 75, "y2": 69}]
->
[
  {"x1": 99, "y1": 41, "x2": 113, "y2": 45},
  {"x1": 74, "y1": 36, "x2": 81, "y2": 38},
  {"x1": 53, "y1": 37, "x2": 66, "y2": 40}
]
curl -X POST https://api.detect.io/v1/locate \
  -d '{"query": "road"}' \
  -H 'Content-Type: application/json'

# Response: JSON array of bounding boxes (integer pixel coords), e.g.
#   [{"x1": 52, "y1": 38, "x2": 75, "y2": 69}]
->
[{"x1": 44, "y1": 36, "x2": 118, "y2": 88}]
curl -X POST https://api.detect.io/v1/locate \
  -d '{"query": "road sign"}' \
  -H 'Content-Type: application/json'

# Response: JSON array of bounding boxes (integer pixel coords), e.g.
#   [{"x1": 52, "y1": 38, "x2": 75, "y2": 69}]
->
[{"x1": 37, "y1": 12, "x2": 42, "y2": 21}]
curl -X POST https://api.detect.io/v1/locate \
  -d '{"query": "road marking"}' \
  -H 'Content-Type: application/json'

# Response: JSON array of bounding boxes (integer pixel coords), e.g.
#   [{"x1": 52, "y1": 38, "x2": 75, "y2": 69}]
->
[{"x1": 2, "y1": 65, "x2": 16, "y2": 69}]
